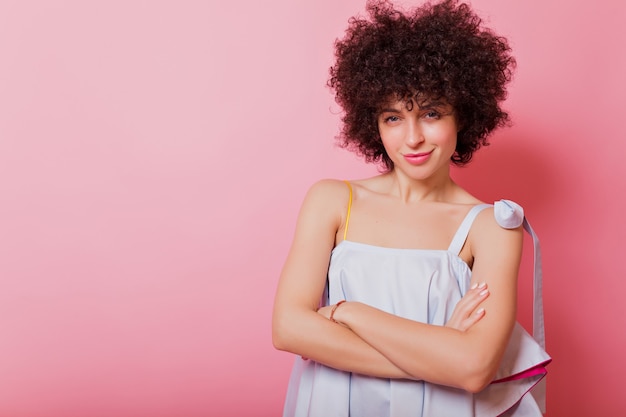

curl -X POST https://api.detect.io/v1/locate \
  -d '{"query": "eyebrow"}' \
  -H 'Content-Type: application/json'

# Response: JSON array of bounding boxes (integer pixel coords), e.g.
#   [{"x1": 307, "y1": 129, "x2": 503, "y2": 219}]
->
[
  {"x1": 379, "y1": 100, "x2": 449, "y2": 113},
  {"x1": 379, "y1": 107, "x2": 402, "y2": 113},
  {"x1": 420, "y1": 100, "x2": 448, "y2": 109}
]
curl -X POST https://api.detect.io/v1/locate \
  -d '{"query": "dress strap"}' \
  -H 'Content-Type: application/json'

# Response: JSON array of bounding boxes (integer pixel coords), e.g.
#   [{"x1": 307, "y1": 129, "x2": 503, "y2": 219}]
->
[
  {"x1": 343, "y1": 180, "x2": 353, "y2": 241},
  {"x1": 493, "y1": 199, "x2": 547, "y2": 410},
  {"x1": 525, "y1": 218, "x2": 548, "y2": 411},
  {"x1": 447, "y1": 204, "x2": 491, "y2": 255},
  {"x1": 492, "y1": 200, "x2": 546, "y2": 350},
  {"x1": 523, "y1": 218, "x2": 546, "y2": 350}
]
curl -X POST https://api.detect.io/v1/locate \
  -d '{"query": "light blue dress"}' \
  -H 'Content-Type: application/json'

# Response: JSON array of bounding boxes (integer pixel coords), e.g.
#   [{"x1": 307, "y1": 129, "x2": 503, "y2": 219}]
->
[{"x1": 283, "y1": 200, "x2": 551, "y2": 417}]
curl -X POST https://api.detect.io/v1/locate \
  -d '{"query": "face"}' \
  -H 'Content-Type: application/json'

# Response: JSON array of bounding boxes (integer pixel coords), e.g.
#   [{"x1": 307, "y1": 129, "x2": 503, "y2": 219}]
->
[{"x1": 377, "y1": 97, "x2": 458, "y2": 180}]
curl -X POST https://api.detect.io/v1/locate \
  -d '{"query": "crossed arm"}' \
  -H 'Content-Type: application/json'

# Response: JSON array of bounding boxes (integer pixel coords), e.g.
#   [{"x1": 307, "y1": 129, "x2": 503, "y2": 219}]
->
[{"x1": 272, "y1": 180, "x2": 523, "y2": 392}]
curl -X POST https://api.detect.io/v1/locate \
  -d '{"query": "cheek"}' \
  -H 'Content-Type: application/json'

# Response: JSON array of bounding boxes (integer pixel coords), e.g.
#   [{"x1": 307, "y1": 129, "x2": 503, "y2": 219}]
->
[
  {"x1": 444, "y1": 135, "x2": 459, "y2": 157},
  {"x1": 427, "y1": 130, "x2": 458, "y2": 159},
  {"x1": 378, "y1": 127, "x2": 401, "y2": 146},
  {"x1": 443, "y1": 133, "x2": 458, "y2": 151},
  {"x1": 426, "y1": 125, "x2": 457, "y2": 145}
]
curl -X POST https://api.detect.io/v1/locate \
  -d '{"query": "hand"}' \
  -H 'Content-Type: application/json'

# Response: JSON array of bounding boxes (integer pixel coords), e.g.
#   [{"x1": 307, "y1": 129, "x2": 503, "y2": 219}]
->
[
  {"x1": 317, "y1": 303, "x2": 350, "y2": 327},
  {"x1": 445, "y1": 282, "x2": 489, "y2": 332},
  {"x1": 317, "y1": 305, "x2": 333, "y2": 320}
]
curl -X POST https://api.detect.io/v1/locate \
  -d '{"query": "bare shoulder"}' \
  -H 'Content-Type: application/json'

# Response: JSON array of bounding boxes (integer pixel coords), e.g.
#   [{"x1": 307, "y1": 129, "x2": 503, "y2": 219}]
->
[
  {"x1": 297, "y1": 179, "x2": 351, "y2": 230},
  {"x1": 347, "y1": 174, "x2": 400, "y2": 197},
  {"x1": 308, "y1": 176, "x2": 387, "y2": 202},
  {"x1": 451, "y1": 183, "x2": 484, "y2": 205},
  {"x1": 303, "y1": 179, "x2": 351, "y2": 207},
  {"x1": 470, "y1": 206, "x2": 523, "y2": 256}
]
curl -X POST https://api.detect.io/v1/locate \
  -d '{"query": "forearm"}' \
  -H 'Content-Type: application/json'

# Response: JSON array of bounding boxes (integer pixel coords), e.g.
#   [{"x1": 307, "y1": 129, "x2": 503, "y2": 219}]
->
[
  {"x1": 335, "y1": 302, "x2": 512, "y2": 392},
  {"x1": 273, "y1": 307, "x2": 412, "y2": 379}
]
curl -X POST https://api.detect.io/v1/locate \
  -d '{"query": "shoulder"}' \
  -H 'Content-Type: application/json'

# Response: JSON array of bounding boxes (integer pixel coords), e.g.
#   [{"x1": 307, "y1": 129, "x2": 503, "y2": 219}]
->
[
  {"x1": 303, "y1": 179, "x2": 351, "y2": 205},
  {"x1": 471, "y1": 200, "x2": 524, "y2": 254},
  {"x1": 289, "y1": 179, "x2": 354, "y2": 244},
  {"x1": 345, "y1": 173, "x2": 403, "y2": 198},
  {"x1": 475, "y1": 199, "x2": 525, "y2": 229},
  {"x1": 304, "y1": 177, "x2": 385, "y2": 203},
  {"x1": 297, "y1": 179, "x2": 351, "y2": 223}
]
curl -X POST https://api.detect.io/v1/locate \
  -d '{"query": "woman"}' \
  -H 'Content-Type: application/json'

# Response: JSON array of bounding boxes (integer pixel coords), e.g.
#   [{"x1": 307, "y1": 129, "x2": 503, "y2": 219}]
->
[{"x1": 272, "y1": 1, "x2": 550, "y2": 415}]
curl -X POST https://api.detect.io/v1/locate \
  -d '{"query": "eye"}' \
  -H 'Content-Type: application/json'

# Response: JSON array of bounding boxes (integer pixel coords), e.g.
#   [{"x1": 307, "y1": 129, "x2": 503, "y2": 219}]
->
[
  {"x1": 424, "y1": 111, "x2": 441, "y2": 119},
  {"x1": 385, "y1": 115, "x2": 400, "y2": 122}
]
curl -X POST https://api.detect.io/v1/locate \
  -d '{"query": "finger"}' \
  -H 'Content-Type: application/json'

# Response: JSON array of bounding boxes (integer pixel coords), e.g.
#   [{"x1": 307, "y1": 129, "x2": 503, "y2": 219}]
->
[
  {"x1": 445, "y1": 283, "x2": 490, "y2": 330},
  {"x1": 317, "y1": 306, "x2": 331, "y2": 319},
  {"x1": 456, "y1": 284, "x2": 490, "y2": 317},
  {"x1": 458, "y1": 307, "x2": 486, "y2": 331},
  {"x1": 471, "y1": 284, "x2": 490, "y2": 303}
]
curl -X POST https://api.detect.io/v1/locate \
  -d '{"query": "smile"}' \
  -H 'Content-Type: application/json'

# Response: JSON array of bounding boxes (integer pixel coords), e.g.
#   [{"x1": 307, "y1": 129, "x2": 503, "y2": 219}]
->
[{"x1": 403, "y1": 150, "x2": 433, "y2": 165}]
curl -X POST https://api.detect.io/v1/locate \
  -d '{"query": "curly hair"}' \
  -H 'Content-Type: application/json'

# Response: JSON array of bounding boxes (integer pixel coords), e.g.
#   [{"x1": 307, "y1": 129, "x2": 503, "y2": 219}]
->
[{"x1": 328, "y1": 0, "x2": 516, "y2": 169}]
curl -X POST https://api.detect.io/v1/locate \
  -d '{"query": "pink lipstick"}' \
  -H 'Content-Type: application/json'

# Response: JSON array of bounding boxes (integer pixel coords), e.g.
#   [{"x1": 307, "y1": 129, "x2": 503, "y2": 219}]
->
[{"x1": 403, "y1": 150, "x2": 433, "y2": 165}]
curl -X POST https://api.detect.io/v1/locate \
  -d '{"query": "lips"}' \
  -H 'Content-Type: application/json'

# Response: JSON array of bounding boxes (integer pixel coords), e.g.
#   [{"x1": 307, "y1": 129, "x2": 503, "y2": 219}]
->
[{"x1": 403, "y1": 150, "x2": 433, "y2": 165}]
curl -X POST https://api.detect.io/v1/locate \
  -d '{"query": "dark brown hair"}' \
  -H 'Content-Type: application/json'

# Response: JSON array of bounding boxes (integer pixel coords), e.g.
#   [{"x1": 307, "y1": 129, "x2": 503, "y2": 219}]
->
[{"x1": 328, "y1": 0, "x2": 516, "y2": 170}]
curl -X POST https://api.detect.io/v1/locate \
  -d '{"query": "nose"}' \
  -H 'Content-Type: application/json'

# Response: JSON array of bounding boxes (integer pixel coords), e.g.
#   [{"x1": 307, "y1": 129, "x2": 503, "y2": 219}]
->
[{"x1": 406, "y1": 120, "x2": 424, "y2": 147}]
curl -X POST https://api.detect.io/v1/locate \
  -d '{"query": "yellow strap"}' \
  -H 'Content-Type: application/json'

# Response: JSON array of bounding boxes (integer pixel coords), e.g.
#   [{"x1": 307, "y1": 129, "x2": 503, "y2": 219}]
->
[{"x1": 343, "y1": 180, "x2": 353, "y2": 241}]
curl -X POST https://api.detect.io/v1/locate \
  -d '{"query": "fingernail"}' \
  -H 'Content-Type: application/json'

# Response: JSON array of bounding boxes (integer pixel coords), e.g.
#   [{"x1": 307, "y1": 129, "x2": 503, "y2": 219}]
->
[
  {"x1": 475, "y1": 308, "x2": 485, "y2": 315},
  {"x1": 478, "y1": 282, "x2": 487, "y2": 289},
  {"x1": 470, "y1": 282, "x2": 478, "y2": 290},
  {"x1": 479, "y1": 289, "x2": 489, "y2": 296}
]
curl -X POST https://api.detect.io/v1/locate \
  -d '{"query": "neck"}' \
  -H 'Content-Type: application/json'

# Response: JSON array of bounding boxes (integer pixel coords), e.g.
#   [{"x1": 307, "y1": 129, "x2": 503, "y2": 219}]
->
[{"x1": 385, "y1": 168, "x2": 456, "y2": 203}]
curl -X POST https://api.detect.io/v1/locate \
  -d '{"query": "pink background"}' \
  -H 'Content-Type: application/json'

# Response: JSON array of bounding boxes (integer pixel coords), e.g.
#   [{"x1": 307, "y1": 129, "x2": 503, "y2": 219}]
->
[{"x1": 0, "y1": 0, "x2": 624, "y2": 416}]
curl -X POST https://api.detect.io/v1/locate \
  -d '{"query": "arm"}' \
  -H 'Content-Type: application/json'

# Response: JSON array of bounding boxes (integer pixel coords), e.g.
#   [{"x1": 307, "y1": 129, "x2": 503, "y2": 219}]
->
[
  {"x1": 272, "y1": 180, "x2": 411, "y2": 378},
  {"x1": 326, "y1": 208, "x2": 523, "y2": 392}
]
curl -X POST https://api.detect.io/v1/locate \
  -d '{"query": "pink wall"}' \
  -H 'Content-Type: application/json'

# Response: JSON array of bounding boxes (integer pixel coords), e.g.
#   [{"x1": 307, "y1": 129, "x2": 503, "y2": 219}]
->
[{"x1": 0, "y1": 1, "x2": 623, "y2": 416}]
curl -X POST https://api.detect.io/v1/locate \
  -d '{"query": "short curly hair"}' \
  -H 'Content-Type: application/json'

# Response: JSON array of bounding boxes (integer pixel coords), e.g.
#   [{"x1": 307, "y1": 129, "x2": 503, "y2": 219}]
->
[{"x1": 328, "y1": 0, "x2": 516, "y2": 169}]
